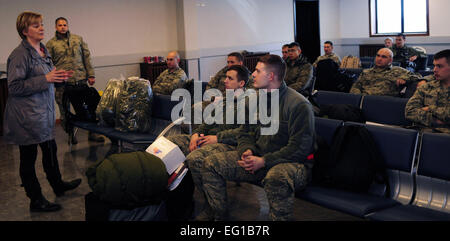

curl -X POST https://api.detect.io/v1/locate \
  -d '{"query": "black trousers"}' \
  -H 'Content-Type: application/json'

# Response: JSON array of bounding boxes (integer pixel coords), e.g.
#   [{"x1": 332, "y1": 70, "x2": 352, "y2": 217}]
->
[{"x1": 18, "y1": 139, "x2": 63, "y2": 201}]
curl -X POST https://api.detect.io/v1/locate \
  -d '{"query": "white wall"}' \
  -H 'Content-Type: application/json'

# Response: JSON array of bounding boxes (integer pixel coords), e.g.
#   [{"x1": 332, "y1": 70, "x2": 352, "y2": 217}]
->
[
  {"x1": 0, "y1": 0, "x2": 178, "y2": 67},
  {"x1": 180, "y1": 0, "x2": 294, "y2": 81},
  {"x1": 319, "y1": 0, "x2": 341, "y2": 55},
  {"x1": 1, "y1": 0, "x2": 295, "y2": 119}
]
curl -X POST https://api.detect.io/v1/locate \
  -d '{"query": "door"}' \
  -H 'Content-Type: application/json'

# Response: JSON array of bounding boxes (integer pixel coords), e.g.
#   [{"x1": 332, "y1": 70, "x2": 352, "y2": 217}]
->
[{"x1": 294, "y1": 0, "x2": 321, "y2": 64}]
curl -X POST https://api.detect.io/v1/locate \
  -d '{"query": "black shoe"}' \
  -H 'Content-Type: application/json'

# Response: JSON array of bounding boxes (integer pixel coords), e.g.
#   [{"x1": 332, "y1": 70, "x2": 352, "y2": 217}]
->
[
  {"x1": 30, "y1": 197, "x2": 62, "y2": 212},
  {"x1": 54, "y1": 178, "x2": 82, "y2": 197}
]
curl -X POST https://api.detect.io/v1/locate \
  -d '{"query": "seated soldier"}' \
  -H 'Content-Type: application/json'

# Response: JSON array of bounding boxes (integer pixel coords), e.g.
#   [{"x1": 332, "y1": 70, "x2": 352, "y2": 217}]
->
[
  {"x1": 282, "y1": 44, "x2": 289, "y2": 61},
  {"x1": 384, "y1": 37, "x2": 393, "y2": 49},
  {"x1": 152, "y1": 51, "x2": 187, "y2": 95},
  {"x1": 350, "y1": 48, "x2": 421, "y2": 97},
  {"x1": 285, "y1": 42, "x2": 313, "y2": 92},
  {"x1": 391, "y1": 34, "x2": 421, "y2": 72},
  {"x1": 166, "y1": 65, "x2": 251, "y2": 213},
  {"x1": 405, "y1": 49, "x2": 450, "y2": 134},
  {"x1": 195, "y1": 55, "x2": 315, "y2": 221},
  {"x1": 206, "y1": 52, "x2": 253, "y2": 94},
  {"x1": 313, "y1": 41, "x2": 341, "y2": 68}
]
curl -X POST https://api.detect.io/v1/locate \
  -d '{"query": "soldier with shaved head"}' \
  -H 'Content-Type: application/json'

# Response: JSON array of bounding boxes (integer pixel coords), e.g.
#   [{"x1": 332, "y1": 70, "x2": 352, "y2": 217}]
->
[
  {"x1": 350, "y1": 48, "x2": 421, "y2": 97},
  {"x1": 152, "y1": 51, "x2": 188, "y2": 95}
]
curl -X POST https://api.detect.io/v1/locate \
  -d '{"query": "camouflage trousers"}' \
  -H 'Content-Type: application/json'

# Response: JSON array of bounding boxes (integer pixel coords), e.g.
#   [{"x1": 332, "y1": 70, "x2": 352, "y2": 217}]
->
[
  {"x1": 55, "y1": 86, "x2": 66, "y2": 127},
  {"x1": 201, "y1": 150, "x2": 311, "y2": 221},
  {"x1": 166, "y1": 134, "x2": 235, "y2": 195}
]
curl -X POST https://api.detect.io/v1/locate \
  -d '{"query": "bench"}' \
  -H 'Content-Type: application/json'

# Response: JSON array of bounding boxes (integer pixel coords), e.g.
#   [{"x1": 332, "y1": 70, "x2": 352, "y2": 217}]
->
[
  {"x1": 298, "y1": 117, "x2": 450, "y2": 220},
  {"x1": 297, "y1": 118, "x2": 416, "y2": 217},
  {"x1": 314, "y1": 91, "x2": 412, "y2": 127},
  {"x1": 361, "y1": 95, "x2": 411, "y2": 127},
  {"x1": 69, "y1": 93, "x2": 185, "y2": 152},
  {"x1": 367, "y1": 132, "x2": 450, "y2": 220}
]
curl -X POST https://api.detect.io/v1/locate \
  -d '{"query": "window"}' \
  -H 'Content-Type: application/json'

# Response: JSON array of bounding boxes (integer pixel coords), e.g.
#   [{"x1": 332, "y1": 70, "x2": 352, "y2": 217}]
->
[{"x1": 369, "y1": 0, "x2": 429, "y2": 36}]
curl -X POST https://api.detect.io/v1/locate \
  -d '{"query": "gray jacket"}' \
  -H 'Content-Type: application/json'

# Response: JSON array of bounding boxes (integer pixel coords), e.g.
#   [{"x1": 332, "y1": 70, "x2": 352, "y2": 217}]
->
[{"x1": 3, "y1": 40, "x2": 56, "y2": 145}]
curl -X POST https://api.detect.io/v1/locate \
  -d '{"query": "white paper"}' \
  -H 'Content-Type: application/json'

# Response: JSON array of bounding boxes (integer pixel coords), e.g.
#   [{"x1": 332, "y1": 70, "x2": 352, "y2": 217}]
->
[{"x1": 146, "y1": 136, "x2": 186, "y2": 174}]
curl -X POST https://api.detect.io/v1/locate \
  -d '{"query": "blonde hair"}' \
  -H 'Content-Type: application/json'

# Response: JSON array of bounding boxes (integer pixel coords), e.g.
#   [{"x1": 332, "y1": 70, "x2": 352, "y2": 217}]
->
[{"x1": 16, "y1": 11, "x2": 43, "y2": 40}]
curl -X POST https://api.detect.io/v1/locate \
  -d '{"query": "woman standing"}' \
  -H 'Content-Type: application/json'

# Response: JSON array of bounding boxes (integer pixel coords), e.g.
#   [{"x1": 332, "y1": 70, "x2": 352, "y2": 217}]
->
[{"x1": 4, "y1": 11, "x2": 81, "y2": 212}]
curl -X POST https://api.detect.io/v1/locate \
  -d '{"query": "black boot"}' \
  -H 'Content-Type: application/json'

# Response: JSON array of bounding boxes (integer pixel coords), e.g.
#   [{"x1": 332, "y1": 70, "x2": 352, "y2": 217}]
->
[
  {"x1": 71, "y1": 135, "x2": 78, "y2": 145},
  {"x1": 30, "y1": 196, "x2": 62, "y2": 212},
  {"x1": 54, "y1": 178, "x2": 82, "y2": 197}
]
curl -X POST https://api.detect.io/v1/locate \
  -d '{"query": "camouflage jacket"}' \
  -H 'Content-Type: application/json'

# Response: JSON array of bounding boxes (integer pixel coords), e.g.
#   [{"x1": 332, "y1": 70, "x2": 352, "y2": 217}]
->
[
  {"x1": 193, "y1": 91, "x2": 248, "y2": 146},
  {"x1": 421, "y1": 74, "x2": 436, "y2": 82},
  {"x1": 392, "y1": 45, "x2": 422, "y2": 64},
  {"x1": 285, "y1": 54, "x2": 313, "y2": 92},
  {"x1": 206, "y1": 65, "x2": 254, "y2": 94},
  {"x1": 313, "y1": 53, "x2": 341, "y2": 68},
  {"x1": 350, "y1": 65, "x2": 421, "y2": 97},
  {"x1": 46, "y1": 31, "x2": 95, "y2": 84},
  {"x1": 405, "y1": 80, "x2": 450, "y2": 134},
  {"x1": 152, "y1": 67, "x2": 187, "y2": 95}
]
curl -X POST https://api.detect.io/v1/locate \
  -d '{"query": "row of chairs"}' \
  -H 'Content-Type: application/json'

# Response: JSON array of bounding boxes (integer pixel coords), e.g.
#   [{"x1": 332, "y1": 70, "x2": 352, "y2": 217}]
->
[
  {"x1": 314, "y1": 90, "x2": 411, "y2": 126},
  {"x1": 296, "y1": 117, "x2": 450, "y2": 220},
  {"x1": 360, "y1": 54, "x2": 434, "y2": 72},
  {"x1": 69, "y1": 81, "x2": 210, "y2": 152}
]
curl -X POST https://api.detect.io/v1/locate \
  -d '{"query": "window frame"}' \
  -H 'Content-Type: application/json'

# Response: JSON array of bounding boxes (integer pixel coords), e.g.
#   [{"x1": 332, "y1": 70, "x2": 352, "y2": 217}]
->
[{"x1": 369, "y1": 0, "x2": 429, "y2": 37}]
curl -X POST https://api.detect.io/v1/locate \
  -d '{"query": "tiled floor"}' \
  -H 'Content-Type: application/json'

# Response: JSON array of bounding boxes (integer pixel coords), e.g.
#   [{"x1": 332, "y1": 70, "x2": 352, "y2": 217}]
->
[{"x1": 0, "y1": 125, "x2": 361, "y2": 221}]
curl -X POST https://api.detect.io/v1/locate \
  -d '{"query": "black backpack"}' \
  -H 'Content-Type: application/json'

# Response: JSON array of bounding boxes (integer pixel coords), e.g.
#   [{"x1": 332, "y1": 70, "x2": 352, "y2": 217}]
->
[
  {"x1": 312, "y1": 125, "x2": 388, "y2": 193},
  {"x1": 315, "y1": 59, "x2": 340, "y2": 91},
  {"x1": 319, "y1": 104, "x2": 365, "y2": 123}
]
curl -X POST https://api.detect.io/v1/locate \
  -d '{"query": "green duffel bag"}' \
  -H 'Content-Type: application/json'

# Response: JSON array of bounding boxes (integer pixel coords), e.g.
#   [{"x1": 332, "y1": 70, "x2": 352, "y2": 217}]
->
[{"x1": 86, "y1": 151, "x2": 168, "y2": 209}]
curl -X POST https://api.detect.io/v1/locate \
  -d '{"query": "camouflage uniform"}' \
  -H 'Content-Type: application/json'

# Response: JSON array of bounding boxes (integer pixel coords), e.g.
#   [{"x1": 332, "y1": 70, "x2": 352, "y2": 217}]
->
[
  {"x1": 206, "y1": 66, "x2": 227, "y2": 93},
  {"x1": 206, "y1": 65, "x2": 254, "y2": 95},
  {"x1": 405, "y1": 80, "x2": 450, "y2": 134},
  {"x1": 285, "y1": 54, "x2": 313, "y2": 92},
  {"x1": 167, "y1": 93, "x2": 247, "y2": 195},
  {"x1": 152, "y1": 67, "x2": 187, "y2": 95},
  {"x1": 46, "y1": 31, "x2": 95, "y2": 126},
  {"x1": 313, "y1": 53, "x2": 341, "y2": 68},
  {"x1": 392, "y1": 45, "x2": 422, "y2": 68},
  {"x1": 200, "y1": 82, "x2": 315, "y2": 220},
  {"x1": 350, "y1": 65, "x2": 421, "y2": 97},
  {"x1": 421, "y1": 74, "x2": 436, "y2": 82}
]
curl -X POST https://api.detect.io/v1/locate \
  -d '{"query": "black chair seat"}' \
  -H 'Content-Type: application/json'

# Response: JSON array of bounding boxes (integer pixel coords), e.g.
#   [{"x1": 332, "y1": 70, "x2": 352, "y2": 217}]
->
[{"x1": 297, "y1": 186, "x2": 399, "y2": 217}]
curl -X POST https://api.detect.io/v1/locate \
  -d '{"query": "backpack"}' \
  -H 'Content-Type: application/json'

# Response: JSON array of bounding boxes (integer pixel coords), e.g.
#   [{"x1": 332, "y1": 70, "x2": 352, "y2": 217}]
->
[
  {"x1": 312, "y1": 125, "x2": 388, "y2": 193},
  {"x1": 319, "y1": 104, "x2": 365, "y2": 123},
  {"x1": 340, "y1": 56, "x2": 362, "y2": 69},
  {"x1": 315, "y1": 59, "x2": 340, "y2": 91}
]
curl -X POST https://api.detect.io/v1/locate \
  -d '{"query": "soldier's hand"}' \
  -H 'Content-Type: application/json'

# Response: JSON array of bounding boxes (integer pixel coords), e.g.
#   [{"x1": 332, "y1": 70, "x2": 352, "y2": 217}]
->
[
  {"x1": 241, "y1": 156, "x2": 265, "y2": 174},
  {"x1": 422, "y1": 106, "x2": 430, "y2": 112},
  {"x1": 417, "y1": 80, "x2": 427, "y2": 87},
  {"x1": 396, "y1": 78, "x2": 406, "y2": 86},
  {"x1": 189, "y1": 133, "x2": 200, "y2": 152},
  {"x1": 88, "y1": 77, "x2": 96, "y2": 85},
  {"x1": 241, "y1": 149, "x2": 253, "y2": 161},
  {"x1": 435, "y1": 119, "x2": 444, "y2": 125},
  {"x1": 46, "y1": 67, "x2": 69, "y2": 83},
  {"x1": 409, "y1": 56, "x2": 418, "y2": 62},
  {"x1": 197, "y1": 135, "x2": 218, "y2": 147}
]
